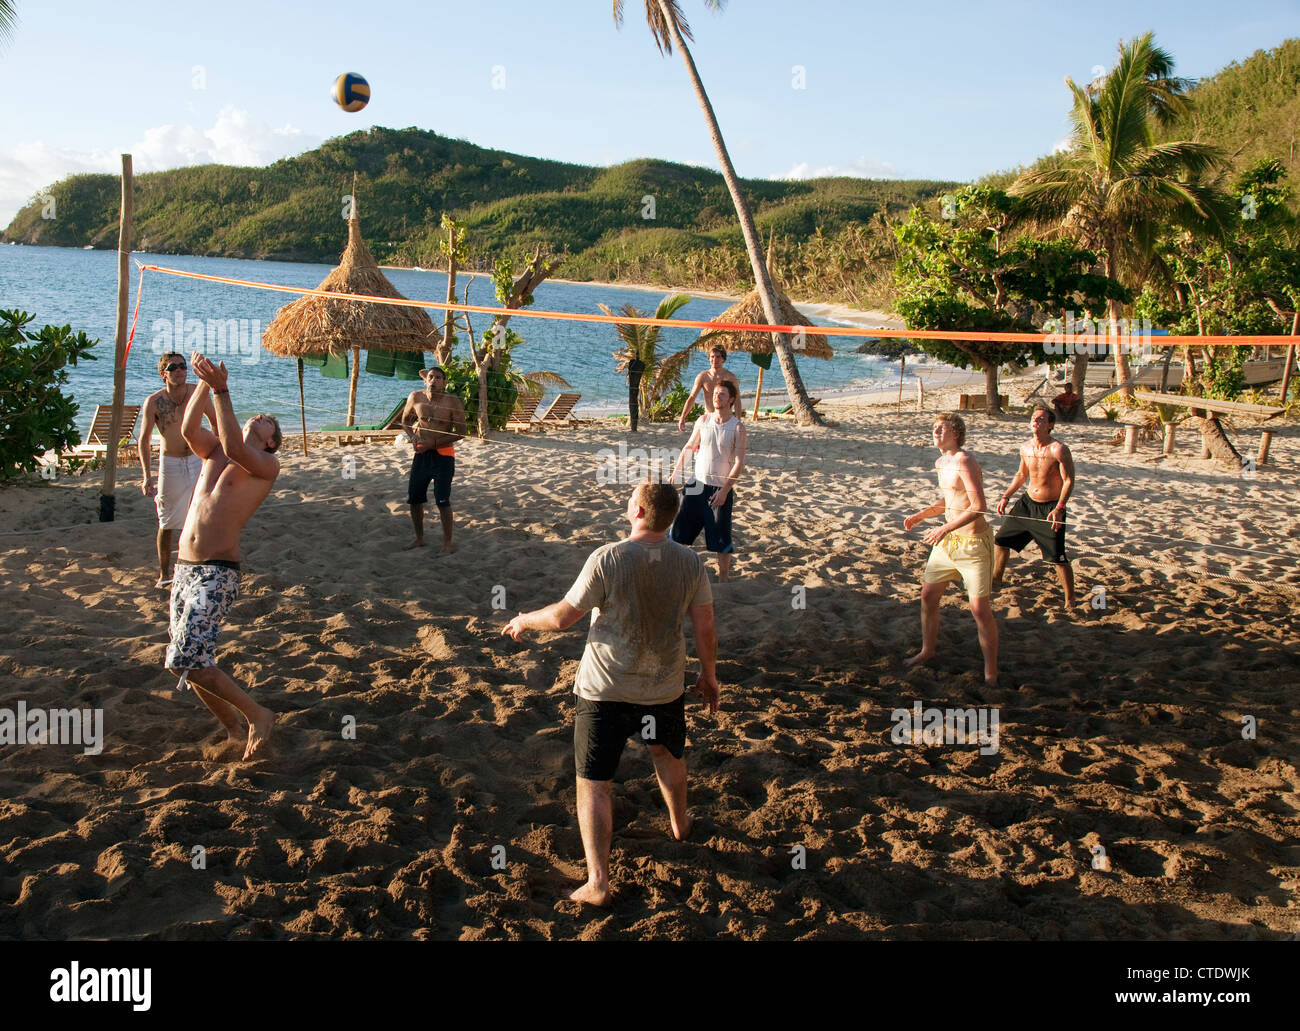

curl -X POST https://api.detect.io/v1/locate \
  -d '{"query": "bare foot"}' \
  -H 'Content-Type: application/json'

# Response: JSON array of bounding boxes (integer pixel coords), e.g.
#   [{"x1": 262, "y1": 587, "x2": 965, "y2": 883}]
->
[
  {"x1": 403, "y1": 539, "x2": 425, "y2": 550},
  {"x1": 985, "y1": 671, "x2": 999, "y2": 687},
  {"x1": 221, "y1": 721, "x2": 244, "y2": 747},
  {"x1": 439, "y1": 543, "x2": 454, "y2": 555},
  {"x1": 990, "y1": 576, "x2": 1002, "y2": 593},
  {"x1": 569, "y1": 881, "x2": 613, "y2": 907},
  {"x1": 904, "y1": 650, "x2": 935, "y2": 669},
  {"x1": 243, "y1": 707, "x2": 275, "y2": 760},
  {"x1": 672, "y1": 809, "x2": 697, "y2": 842},
  {"x1": 156, "y1": 578, "x2": 172, "y2": 589}
]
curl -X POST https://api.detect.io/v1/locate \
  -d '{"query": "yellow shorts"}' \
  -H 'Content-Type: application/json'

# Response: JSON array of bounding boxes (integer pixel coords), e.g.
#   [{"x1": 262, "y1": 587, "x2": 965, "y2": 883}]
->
[{"x1": 923, "y1": 527, "x2": 994, "y2": 599}]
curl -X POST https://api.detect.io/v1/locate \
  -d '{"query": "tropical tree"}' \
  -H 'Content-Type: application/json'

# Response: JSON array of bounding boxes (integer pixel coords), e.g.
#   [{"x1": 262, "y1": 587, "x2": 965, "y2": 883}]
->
[
  {"x1": 0, "y1": 1, "x2": 16, "y2": 45},
  {"x1": 613, "y1": 0, "x2": 823, "y2": 426},
  {"x1": 600, "y1": 292, "x2": 696, "y2": 419},
  {"x1": 1011, "y1": 33, "x2": 1232, "y2": 399},
  {"x1": 893, "y1": 186, "x2": 1125, "y2": 411}
]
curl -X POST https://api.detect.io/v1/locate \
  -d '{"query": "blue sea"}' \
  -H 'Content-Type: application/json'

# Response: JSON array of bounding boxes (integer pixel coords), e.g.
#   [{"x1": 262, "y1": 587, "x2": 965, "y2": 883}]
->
[{"x1": 0, "y1": 244, "x2": 901, "y2": 435}]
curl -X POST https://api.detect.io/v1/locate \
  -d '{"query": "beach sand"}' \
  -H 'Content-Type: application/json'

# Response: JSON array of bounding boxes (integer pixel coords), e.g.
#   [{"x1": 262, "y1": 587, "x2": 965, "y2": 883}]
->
[{"x1": 2, "y1": 378, "x2": 1297, "y2": 940}]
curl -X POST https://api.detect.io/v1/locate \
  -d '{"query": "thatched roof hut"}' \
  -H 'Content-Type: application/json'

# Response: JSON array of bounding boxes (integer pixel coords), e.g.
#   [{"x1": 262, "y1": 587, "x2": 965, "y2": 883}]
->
[
  {"x1": 694, "y1": 289, "x2": 834, "y2": 361},
  {"x1": 262, "y1": 208, "x2": 438, "y2": 449}
]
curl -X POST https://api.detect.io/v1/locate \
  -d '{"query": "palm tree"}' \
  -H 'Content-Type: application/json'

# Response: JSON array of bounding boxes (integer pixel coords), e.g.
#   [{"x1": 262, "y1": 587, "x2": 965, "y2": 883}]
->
[
  {"x1": 613, "y1": 0, "x2": 823, "y2": 426},
  {"x1": 0, "y1": 1, "x2": 17, "y2": 46},
  {"x1": 600, "y1": 292, "x2": 696, "y2": 418},
  {"x1": 1011, "y1": 33, "x2": 1230, "y2": 399}
]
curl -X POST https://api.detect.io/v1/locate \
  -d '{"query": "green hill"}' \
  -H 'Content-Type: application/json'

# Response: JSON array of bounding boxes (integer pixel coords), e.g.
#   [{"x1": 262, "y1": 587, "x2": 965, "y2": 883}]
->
[{"x1": 1, "y1": 128, "x2": 951, "y2": 289}]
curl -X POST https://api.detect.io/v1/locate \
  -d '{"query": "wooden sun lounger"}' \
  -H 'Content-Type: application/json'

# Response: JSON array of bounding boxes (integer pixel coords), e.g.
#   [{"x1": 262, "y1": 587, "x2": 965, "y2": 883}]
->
[
  {"x1": 504, "y1": 393, "x2": 542, "y2": 432},
  {"x1": 535, "y1": 392, "x2": 582, "y2": 429},
  {"x1": 70, "y1": 404, "x2": 142, "y2": 463},
  {"x1": 322, "y1": 399, "x2": 407, "y2": 445}
]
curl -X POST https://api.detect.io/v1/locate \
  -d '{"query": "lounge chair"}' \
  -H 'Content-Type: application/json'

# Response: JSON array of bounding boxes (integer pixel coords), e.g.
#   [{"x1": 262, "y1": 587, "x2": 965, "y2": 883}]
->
[
  {"x1": 536, "y1": 392, "x2": 582, "y2": 430},
  {"x1": 504, "y1": 393, "x2": 542, "y2": 432},
  {"x1": 70, "y1": 404, "x2": 142, "y2": 463},
  {"x1": 321, "y1": 398, "x2": 407, "y2": 445}
]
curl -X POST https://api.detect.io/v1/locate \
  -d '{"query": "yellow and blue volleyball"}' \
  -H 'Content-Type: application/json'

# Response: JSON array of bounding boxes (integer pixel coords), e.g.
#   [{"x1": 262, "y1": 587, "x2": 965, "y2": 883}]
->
[{"x1": 332, "y1": 73, "x2": 370, "y2": 113}]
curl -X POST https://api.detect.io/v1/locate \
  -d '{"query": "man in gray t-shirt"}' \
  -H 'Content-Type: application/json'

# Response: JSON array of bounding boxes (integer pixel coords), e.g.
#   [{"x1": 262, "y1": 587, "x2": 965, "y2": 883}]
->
[{"x1": 503, "y1": 482, "x2": 719, "y2": 907}]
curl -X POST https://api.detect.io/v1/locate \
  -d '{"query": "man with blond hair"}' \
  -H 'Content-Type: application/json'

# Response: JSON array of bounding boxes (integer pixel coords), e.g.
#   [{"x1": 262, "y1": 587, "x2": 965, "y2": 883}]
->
[
  {"x1": 904, "y1": 412, "x2": 999, "y2": 686},
  {"x1": 502, "y1": 482, "x2": 719, "y2": 907}
]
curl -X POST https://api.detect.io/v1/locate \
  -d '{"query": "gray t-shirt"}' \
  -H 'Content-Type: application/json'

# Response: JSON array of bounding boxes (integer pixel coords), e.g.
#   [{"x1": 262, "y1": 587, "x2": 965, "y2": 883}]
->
[{"x1": 564, "y1": 537, "x2": 714, "y2": 705}]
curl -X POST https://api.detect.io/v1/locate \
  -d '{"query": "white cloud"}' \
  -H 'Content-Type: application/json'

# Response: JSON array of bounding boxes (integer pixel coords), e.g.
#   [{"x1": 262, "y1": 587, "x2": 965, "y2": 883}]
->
[
  {"x1": 0, "y1": 107, "x2": 321, "y2": 227},
  {"x1": 1051, "y1": 137, "x2": 1073, "y2": 155},
  {"x1": 781, "y1": 155, "x2": 899, "y2": 180}
]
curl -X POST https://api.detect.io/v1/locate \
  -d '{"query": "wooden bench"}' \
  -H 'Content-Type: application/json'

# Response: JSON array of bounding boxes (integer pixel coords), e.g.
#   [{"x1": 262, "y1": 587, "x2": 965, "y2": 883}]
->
[
  {"x1": 958, "y1": 393, "x2": 1007, "y2": 410},
  {"x1": 1129, "y1": 390, "x2": 1284, "y2": 464}
]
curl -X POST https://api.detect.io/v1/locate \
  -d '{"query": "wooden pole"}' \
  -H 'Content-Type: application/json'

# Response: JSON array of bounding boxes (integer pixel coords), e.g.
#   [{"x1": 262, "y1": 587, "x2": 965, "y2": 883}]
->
[
  {"x1": 1124, "y1": 424, "x2": 1138, "y2": 454},
  {"x1": 298, "y1": 359, "x2": 308, "y2": 457},
  {"x1": 99, "y1": 154, "x2": 132, "y2": 522},
  {"x1": 897, "y1": 356, "x2": 905, "y2": 413},
  {"x1": 1258, "y1": 431, "x2": 1273, "y2": 466},
  {"x1": 346, "y1": 345, "x2": 360, "y2": 426},
  {"x1": 916, "y1": 376, "x2": 924, "y2": 413},
  {"x1": 1279, "y1": 311, "x2": 1298, "y2": 404},
  {"x1": 753, "y1": 365, "x2": 765, "y2": 420}
]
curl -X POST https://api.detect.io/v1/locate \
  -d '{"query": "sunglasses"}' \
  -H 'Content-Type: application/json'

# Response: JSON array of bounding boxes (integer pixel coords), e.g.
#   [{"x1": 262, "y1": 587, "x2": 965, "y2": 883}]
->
[{"x1": 165, "y1": 362, "x2": 186, "y2": 372}]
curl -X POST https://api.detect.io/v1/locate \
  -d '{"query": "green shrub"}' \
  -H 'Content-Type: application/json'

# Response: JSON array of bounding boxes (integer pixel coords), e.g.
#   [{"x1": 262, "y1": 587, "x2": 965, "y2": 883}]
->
[
  {"x1": 1, "y1": 310, "x2": 98, "y2": 481},
  {"x1": 441, "y1": 354, "x2": 518, "y2": 431}
]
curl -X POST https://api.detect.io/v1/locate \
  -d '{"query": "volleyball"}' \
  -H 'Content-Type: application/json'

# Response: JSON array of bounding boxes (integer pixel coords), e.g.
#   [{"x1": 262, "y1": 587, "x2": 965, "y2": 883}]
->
[{"x1": 332, "y1": 73, "x2": 370, "y2": 113}]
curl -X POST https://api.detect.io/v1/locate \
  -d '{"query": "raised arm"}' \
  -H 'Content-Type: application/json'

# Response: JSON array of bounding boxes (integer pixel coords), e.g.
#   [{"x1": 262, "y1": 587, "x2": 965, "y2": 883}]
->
[
  {"x1": 689, "y1": 602, "x2": 719, "y2": 714},
  {"x1": 191, "y1": 353, "x2": 278, "y2": 480},
  {"x1": 181, "y1": 378, "x2": 220, "y2": 461}
]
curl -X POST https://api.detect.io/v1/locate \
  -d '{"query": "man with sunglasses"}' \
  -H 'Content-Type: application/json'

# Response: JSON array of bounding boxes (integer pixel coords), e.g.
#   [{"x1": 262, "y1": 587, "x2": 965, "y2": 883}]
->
[{"x1": 140, "y1": 353, "x2": 216, "y2": 588}]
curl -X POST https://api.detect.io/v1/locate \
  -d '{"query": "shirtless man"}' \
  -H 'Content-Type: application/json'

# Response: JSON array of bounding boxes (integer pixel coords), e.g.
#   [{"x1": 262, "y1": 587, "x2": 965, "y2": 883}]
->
[
  {"x1": 401, "y1": 366, "x2": 466, "y2": 553},
  {"x1": 165, "y1": 352, "x2": 281, "y2": 760},
  {"x1": 678, "y1": 346, "x2": 743, "y2": 430},
  {"x1": 904, "y1": 413, "x2": 999, "y2": 686},
  {"x1": 993, "y1": 404, "x2": 1077, "y2": 608},
  {"x1": 140, "y1": 352, "x2": 216, "y2": 587}
]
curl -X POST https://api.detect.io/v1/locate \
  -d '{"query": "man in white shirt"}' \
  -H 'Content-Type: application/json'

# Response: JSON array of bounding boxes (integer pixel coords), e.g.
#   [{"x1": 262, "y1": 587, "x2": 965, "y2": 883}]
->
[
  {"x1": 670, "y1": 381, "x2": 748, "y2": 582},
  {"x1": 502, "y1": 482, "x2": 719, "y2": 907}
]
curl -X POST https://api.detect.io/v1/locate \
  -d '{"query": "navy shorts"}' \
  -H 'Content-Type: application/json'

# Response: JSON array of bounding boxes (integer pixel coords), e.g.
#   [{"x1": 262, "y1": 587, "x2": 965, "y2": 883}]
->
[
  {"x1": 408, "y1": 450, "x2": 454, "y2": 507},
  {"x1": 670, "y1": 483, "x2": 734, "y2": 553},
  {"x1": 574, "y1": 694, "x2": 687, "y2": 781}
]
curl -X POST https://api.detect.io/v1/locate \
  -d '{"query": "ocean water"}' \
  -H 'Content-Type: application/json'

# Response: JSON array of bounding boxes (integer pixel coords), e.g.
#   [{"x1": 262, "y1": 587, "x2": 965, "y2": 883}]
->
[{"x1": 0, "y1": 244, "x2": 902, "y2": 435}]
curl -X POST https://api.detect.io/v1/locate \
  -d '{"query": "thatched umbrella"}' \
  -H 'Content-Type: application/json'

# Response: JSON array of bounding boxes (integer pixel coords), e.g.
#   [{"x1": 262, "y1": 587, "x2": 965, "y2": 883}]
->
[
  {"x1": 695, "y1": 288, "x2": 833, "y2": 416},
  {"x1": 261, "y1": 198, "x2": 438, "y2": 454}
]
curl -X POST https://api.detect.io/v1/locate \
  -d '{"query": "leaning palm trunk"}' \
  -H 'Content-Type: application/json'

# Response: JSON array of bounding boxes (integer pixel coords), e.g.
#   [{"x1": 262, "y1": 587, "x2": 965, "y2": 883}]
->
[
  {"x1": 1195, "y1": 411, "x2": 1242, "y2": 470},
  {"x1": 659, "y1": 2, "x2": 822, "y2": 427}
]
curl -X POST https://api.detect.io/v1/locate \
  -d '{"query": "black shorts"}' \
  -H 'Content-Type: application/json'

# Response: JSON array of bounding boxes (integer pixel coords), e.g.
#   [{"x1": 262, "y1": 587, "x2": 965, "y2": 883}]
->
[
  {"x1": 408, "y1": 450, "x2": 454, "y2": 507},
  {"x1": 995, "y1": 495, "x2": 1068, "y2": 563},
  {"x1": 670, "y1": 483, "x2": 733, "y2": 553},
  {"x1": 573, "y1": 694, "x2": 687, "y2": 781}
]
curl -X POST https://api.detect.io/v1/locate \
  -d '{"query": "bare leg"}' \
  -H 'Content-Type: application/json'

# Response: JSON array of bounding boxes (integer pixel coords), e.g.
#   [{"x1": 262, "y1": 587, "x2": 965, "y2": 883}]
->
[
  {"x1": 186, "y1": 666, "x2": 274, "y2": 760},
  {"x1": 1056, "y1": 562, "x2": 1076, "y2": 608},
  {"x1": 156, "y1": 528, "x2": 175, "y2": 585},
  {"x1": 405, "y1": 503, "x2": 425, "y2": 549},
  {"x1": 437, "y1": 505, "x2": 454, "y2": 554},
  {"x1": 571, "y1": 777, "x2": 614, "y2": 906},
  {"x1": 904, "y1": 581, "x2": 944, "y2": 668},
  {"x1": 991, "y1": 545, "x2": 1010, "y2": 591},
  {"x1": 173, "y1": 668, "x2": 242, "y2": 744},
  {"x1": 717, "y1": 552, "x2": 732, "y2": 582},
  {"x1": 969, "y1": 594, "x2": 999, "y2": 686},
  {"x1": 648, "y1": 745, "x2": 692, "y2": 840}
]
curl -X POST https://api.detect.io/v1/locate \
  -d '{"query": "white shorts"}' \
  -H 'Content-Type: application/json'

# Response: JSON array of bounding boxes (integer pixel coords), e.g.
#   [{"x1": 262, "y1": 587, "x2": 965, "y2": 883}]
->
[{"x1": 156, "y1": 454, "x2": 202, "y2": 530}]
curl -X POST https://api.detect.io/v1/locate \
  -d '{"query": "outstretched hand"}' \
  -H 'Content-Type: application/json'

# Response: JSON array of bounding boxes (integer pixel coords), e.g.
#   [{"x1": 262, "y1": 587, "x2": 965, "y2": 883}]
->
[
  {"x1": 501, "y1": 614, "x2": 527, "y2": 642},
  {"x1": 191, "y1": 352, "x2": 229, "y2": 391},
  {"x1": 921, "y1": 525, "x2": 949, "y2": 546}
]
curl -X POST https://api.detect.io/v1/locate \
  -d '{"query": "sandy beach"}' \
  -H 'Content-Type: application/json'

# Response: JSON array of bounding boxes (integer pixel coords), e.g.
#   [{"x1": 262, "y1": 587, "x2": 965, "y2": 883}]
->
[{"x1": 1, "y1": 377, "x2": 1297, "y2": 940}]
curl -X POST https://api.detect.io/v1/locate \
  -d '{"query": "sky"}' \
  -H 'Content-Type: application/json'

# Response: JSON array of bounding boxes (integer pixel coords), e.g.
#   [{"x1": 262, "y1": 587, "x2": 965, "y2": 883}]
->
[{"x1": 0, "y1": 0, "x2": 1296, "y2": 226}]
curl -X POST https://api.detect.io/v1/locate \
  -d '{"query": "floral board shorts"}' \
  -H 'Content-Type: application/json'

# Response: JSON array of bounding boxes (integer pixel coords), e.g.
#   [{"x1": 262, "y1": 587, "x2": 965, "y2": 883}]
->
[
  {"x1": 923, "y1": 527, "x2": 994, "y2": 600},
  {"x1": 165, "y1": 560, "x2": 241, "y2": 669}
]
